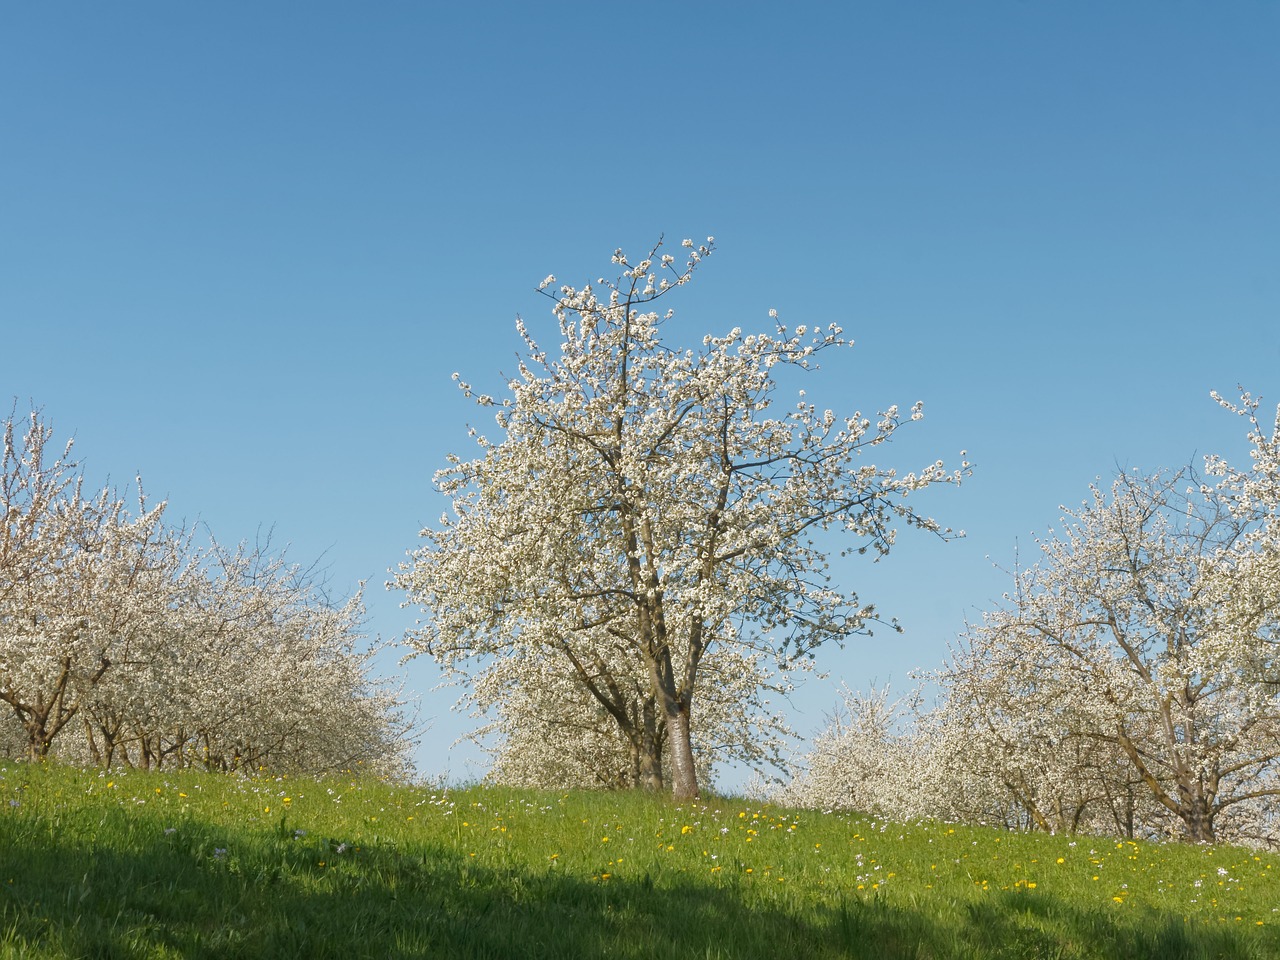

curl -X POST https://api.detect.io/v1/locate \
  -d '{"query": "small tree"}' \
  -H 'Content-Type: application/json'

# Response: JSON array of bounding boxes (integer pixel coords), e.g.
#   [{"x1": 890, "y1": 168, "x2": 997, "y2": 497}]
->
[
  {"x1": 779, "y1": 685, "x2": 925, "y2": 816},
  {"x1": 931, "y1": 638, "x2": 1159, "y2": 836},
  {"x1": 395, "y1": 237, "x2": 966, "y2": 798}
]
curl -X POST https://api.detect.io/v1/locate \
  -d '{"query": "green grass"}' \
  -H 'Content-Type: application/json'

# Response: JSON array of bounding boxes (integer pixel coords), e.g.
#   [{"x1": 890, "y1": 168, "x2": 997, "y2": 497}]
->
[{"x1": 0, "y1": 763, "x2": 1276, "y2": 958}]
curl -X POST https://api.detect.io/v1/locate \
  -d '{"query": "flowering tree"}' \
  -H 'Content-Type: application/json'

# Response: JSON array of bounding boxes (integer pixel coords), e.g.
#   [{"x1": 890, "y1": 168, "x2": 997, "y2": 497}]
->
[
  {"x1": 0, "y1": 407, "x2": 411, "y2": 774},
  {"x1": 777, "y1": 685, "x2": 926, "y2": 816},
  {"x1": 1208, "y1": 391, "x2": 1280, "y2": 684},
  {"x1": 943, "y1": 469, "x2": 1280, "y2": 843},
  {"x1": 395, "y1": 237, "x2": 966, "y2": 799},
  {"x1": 86, "y1": 539, "x2": 411, "y2": 776},
  {"x1": 780, "y1": 677, "x2": 1163, "y2": 835},
  {"x1": 785, "y1": 400, "x2": 1280, "y2": 844},
  {"x1": 0, "y1": 409, "x2": 175, "y2": 759},
  {"x1": 926, "y1": 641, "x2": 1160, "y2": 836}
]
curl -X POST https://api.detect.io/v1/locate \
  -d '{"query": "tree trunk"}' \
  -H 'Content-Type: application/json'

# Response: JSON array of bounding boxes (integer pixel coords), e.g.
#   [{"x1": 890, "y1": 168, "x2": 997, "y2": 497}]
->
[
  {"x1": 665, "y1": 699, "x2": 699, "y2": 800},
  {"x1": 82, "y1": 718, "x2": 103, "y2": 766},
  {"x1": 1180, "y1": 789, "x2": 1216, "y2": 843},
  {"x1": 638, "y1": 698, "x2": 664, "y2": 791},
  {"x1": 26, "y1": 727, "x2": 52, "y2": 761},
  {"x1": 17, "y1": 705, "x2": 57, "y2": 760}
]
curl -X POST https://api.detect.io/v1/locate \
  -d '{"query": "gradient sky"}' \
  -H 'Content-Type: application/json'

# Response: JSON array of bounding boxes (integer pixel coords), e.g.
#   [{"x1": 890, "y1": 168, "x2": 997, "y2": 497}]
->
[{"x1": 3, "y1": 3, "x2": 1277, "y2": 786}]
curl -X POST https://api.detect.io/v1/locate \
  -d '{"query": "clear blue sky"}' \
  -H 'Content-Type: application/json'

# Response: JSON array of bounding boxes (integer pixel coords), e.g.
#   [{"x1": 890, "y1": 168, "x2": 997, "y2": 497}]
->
[{"x1": 3, "y1": 3, "x2": 1277, "y2": 785}]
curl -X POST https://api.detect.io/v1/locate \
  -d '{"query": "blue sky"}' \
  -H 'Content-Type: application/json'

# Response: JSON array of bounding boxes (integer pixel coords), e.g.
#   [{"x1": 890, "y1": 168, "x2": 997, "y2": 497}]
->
[{"x1": 2, "y1": 3, "x2": 1277, "y2": 785}]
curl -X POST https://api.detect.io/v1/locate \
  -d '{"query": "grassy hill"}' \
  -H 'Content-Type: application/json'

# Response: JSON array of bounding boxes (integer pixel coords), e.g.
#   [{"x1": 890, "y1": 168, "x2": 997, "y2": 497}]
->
[{"x1": 0, "y1": 762, "x2": 1275, "y2": 959}]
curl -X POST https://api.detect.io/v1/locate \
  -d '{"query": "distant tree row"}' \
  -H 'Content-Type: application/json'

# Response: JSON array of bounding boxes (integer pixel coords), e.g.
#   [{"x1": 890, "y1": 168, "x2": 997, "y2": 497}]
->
[
  {"x1": 782, "y1": 394, "x2": 1280, "y2": 847},
  {"x1": 0, "y1": 407, "x2": 410, "y2": 775}
]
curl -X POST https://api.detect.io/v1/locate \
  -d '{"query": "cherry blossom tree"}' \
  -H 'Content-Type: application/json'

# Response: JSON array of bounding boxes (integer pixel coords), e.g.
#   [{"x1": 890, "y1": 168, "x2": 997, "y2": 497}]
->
[
  {"x1": 0, "y1": 407, "x2": 411, "y2": 775},
  {"x1": 779, "y1": 678, "x2": 1165, "y2": 836},
  {"x1": 942, "y1": 469, "x2": 1280, "y2": 843},
  {"x1": 395, "y1": 236, "x2": 967, "y2": 799},
  {"x1": 925, "y1": 643, "x2": 1161, "y2": 836},
  {"x1": 777, "y1": 685, "x2": 927, "y2": 816},
  {"x1": 785, "y1": 400, "x2": 1280, "y2": 844},
  {"x1": 87, "y1": 538, "x2": 412, "y2": 776},
  {"x1": 1208, "y1": 391, "x2": 1280, "y2": 687},
  {"x1": 0, "y1": 409, "x2": 175, "y2": 759}
]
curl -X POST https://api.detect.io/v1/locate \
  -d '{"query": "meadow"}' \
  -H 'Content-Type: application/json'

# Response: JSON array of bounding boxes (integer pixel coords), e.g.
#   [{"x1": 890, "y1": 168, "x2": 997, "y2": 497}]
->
[{"x1": 0, "y1": 763, "x2": 1275, "y2": 959}]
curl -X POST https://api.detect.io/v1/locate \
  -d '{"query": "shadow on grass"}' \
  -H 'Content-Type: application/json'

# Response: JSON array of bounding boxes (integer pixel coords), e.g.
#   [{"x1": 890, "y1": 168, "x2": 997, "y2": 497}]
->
[
  {"x1": 0, "y1": 819, "x2": 1274, "y2": 960},
  {"x1": 958, "y1": 890, "x2": 1268, "y2": 960}
]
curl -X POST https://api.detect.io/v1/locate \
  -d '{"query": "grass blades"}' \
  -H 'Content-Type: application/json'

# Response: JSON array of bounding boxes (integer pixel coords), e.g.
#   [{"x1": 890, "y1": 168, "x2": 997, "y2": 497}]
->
[{"x1": 0, "y1": 763, "x2": 1275, "y2": 959}]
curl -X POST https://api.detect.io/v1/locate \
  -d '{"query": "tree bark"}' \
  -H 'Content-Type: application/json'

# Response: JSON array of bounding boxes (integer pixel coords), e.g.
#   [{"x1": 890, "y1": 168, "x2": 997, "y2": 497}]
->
[
  {"x1": 664, "y1": 698, "x2": 699, "y2": 800},
  {"x1": 638, "y1": 697, "x2": 664, "y2": 791}
]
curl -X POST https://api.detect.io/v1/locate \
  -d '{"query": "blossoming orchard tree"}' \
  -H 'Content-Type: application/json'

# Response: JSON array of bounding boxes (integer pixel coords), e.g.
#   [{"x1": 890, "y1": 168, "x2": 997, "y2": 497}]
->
[
  {"x1": 929, "y1": 630, "x2": 1164, "y2": 836},
  {"x1": 395, "y1": 237, "x2": 967, "y2": 799},
  {"x1": 943, "y1": 468, "x2": 1280, "y2": 844},
  {"x1": 93, "y1": 538, "x2": 410, "y2": 776},
  {"x1": 1208, "y1": 391, "x2": 1280, "y2": 682},
  {"x1": 782, "y1": 398, "x2": 1280, "y2": 844},
  {"x1": 0, "y1": 406, "x2": 411, "y2": 774},
  {"x1": 0, "y1": 409, "x2": 174, "y2": 759},
  {"x1": 777, "y1": 684, "x2": 927, "y2": 816}
]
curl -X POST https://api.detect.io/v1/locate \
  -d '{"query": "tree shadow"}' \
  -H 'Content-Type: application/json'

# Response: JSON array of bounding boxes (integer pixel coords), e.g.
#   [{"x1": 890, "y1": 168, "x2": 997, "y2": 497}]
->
[
  {"x1": 0, "y1": 822, "x2": 1273, "y2": 959},
  {"x1": 960, "y1": 890, "x2": 1266, "y2": 960}
]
